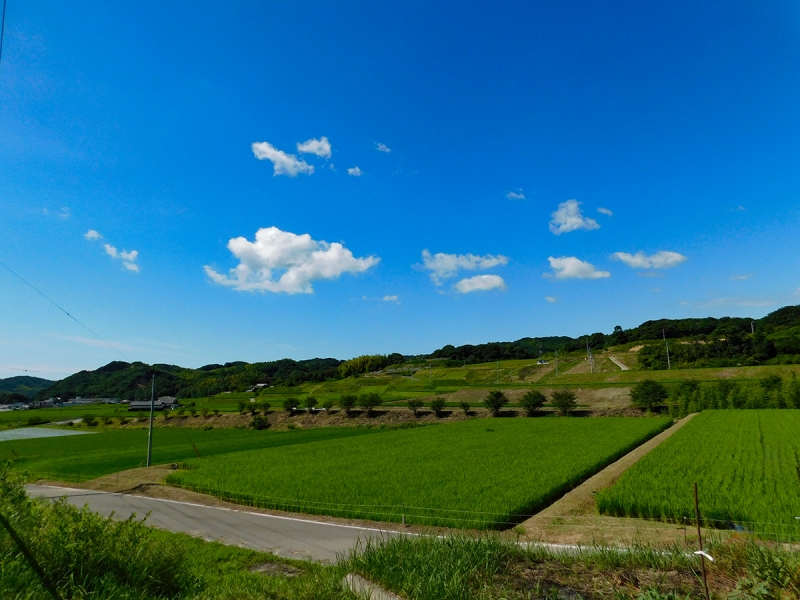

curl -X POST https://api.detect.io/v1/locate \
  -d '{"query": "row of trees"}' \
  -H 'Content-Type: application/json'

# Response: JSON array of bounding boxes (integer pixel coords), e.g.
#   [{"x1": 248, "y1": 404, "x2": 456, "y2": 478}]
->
[
  {"x1": 629, "y1": 375, "x2": 800, "y2": 416},
  {"x1": 337, "y1": 355, "x2": 405, "y2": 377}
]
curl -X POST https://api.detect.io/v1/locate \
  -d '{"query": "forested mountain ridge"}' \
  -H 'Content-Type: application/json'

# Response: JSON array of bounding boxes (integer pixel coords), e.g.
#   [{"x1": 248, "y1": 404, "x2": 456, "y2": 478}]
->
[{"x1": 12, "y1": 304, "x2": 800, "y2": 402}]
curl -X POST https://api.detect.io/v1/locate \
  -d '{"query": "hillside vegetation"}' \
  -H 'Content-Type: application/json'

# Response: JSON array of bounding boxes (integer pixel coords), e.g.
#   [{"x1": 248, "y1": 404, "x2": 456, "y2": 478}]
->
[{"x1": 19, "y1": 304, "x2": 800, "y2": 402}]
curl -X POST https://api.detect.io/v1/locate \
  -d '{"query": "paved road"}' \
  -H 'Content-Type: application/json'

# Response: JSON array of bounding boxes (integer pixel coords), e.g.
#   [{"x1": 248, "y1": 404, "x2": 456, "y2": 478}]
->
[{"x1": 27, "y1": 485, "x2": 408, "y2": 563}]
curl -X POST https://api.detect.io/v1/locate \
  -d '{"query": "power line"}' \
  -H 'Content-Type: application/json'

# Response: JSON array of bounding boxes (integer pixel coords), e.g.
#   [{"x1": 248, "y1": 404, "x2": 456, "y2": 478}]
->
[
  {"x1": 0, "y1": 259, "x2": 130, "y2": 361},
  {"x1": 0, "y1": 366, "x2": 72, "y2": 376},
  {"x1": 0, "y1": 0, "x2": 7, "y2": 70}
]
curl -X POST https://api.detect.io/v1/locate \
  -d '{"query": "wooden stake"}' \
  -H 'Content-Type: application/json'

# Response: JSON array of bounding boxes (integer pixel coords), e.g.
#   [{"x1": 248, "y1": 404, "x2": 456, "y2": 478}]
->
[{"x1": 694, "y1": 483, "x2": 710, "y2": 600}]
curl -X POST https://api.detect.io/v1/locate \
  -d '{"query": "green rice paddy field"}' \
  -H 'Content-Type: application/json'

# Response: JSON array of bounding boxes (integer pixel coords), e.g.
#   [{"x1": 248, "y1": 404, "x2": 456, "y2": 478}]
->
[
  {"x1": 167, "y1": 417, "x2": 672, "y2": 529},
  {"x1": 0, "y1": 426, "x2": 377, "y2": 481},
  {"x1": 597, "y1": 410, "x2": 800, "y2": 540}
]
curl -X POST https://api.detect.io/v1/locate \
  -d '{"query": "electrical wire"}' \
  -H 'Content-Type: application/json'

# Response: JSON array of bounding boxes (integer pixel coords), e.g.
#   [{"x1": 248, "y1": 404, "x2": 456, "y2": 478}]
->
[
  {"x1": 0, "y1": 259, "x2": 130, "y2": 361},
  {"x1": 0, "y1": 0, "x2": 6, "y2": 70},
  {"x1": 0, "y1": 366, "x2": 72, "y2": 376}
]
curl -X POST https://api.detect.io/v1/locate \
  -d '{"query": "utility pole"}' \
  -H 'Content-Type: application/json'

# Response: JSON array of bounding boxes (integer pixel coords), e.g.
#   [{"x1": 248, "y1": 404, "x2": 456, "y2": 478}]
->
[
  {"x1": 146, "y1": 375, "x2": 155, "y2": 467},
  {"x1": 555, "y1": 351, "x2": 559, "y2": 375},
  {"x1": 663, "y1": 329, "x2": 671, "y2": 370},
  {"x1": 586, "y1": 339, "x2": 594, "y2": 374},
  {"x1": 751, "y1": 321, "x2": 755, "y2": 334},
  {"x1": 429, "y1": 364, "x2": 432, "y2": 389},
  {"x1": 495, "y1": 361, "x2": 499, "y2": 384}
]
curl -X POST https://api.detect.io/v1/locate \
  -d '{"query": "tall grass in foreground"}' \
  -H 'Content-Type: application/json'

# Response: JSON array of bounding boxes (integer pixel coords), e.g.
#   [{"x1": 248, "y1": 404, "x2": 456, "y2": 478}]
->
[
  {"x1": 345, "y1": 534, "x2": 800, "y2": 599},
  {"x1": 597, "y1": 410, "x2": 800, "y2": 541},
  {"x1": 168, "y1": 417, "x2": 672, "y2": 529}
]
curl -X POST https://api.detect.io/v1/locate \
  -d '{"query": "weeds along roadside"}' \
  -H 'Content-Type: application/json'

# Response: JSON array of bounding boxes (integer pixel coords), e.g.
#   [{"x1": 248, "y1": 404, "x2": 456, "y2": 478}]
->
[{"x1": 343, "y1": 533, "x2": 800, "y2": 599}]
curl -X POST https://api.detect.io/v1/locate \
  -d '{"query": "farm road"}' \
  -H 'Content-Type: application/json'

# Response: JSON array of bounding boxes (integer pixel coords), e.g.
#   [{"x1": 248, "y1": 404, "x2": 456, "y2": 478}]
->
[
  {"x1": 608, "y1": 356, "x2": 630, "y2": 371},
  {"x1": 26, "y1": 484, "x2": 408, "y2": 563}
]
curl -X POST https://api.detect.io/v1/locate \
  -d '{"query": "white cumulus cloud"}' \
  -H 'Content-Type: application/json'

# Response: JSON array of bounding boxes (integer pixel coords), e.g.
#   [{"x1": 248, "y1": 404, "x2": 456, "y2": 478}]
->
[
  {"x1": 347, "y1": 166, "x2": 363, "y2": 176},
  {"x1": 204, "y1": 226, "x2": 379, "y2": 294},
  {"x1": 84, "y1": 230, "x2": 138, "y2": 271},
  {"x1": 545, "y1": 296, "x2": 558, "y2": 303},
  {"x1": 376, "y1": 143, "x2": 391, "y2": 153},
  {"x1": 252, "y1": 141, "x2": 314, "y2": 176},
  {"x1": 454, "y1": 274, "x2": 506, "y2": 293},
  {"x1": 103, "y1": 244, "x2": 140, "y2": 272},
  {"x1": 597, "y1": 207, "x2": 613, "y2": 216},
  {"x1": 421, "y1": 250, "x2": 509, "y2": 285},
  {"x1": 506, "y1": 190, "x2": 525, "y2": 200},
  {"x1": 547, "y1": 256, "x2": 610, "y2": 279},
  {"x1": 612, "y1": 251, "x2": 687, "y2": 269},
  {"x1": 296, "y1": 136, "x2": 331, "y2": 159},
  {"x1": 382, "y1": 295, "x2": 400, "y2": 303},
  {"x1": 549, "y1": 200, "x2": 600, "y2": 235}
]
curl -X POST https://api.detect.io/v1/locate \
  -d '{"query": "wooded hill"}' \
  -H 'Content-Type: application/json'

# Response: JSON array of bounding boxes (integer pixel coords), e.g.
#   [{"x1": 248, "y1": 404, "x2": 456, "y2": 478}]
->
[{"x1": 17, "y1": 304, "x2": 800, "y2": 401}]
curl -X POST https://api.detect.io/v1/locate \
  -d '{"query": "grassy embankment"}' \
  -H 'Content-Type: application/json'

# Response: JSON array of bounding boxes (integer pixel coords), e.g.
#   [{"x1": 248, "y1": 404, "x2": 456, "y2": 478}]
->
[
  {"x1": 0, "y1": 426, "x2": 378, "y2": 482},
  {"x1": 168, "y1": 417, "x2": 671, "y2": 529},
  {"x1": 597, "y1": 409, "x2": 800, "y2": 540}
]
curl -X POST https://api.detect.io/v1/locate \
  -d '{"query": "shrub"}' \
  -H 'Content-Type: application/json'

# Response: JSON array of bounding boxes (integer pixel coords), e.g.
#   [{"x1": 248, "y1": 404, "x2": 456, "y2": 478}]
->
[
  {"x1": 630, "y1": 380, "x2": 669, "y2": 410},
  {"x1": 161, "y1": 409, "x2": 171, "y2": 420},
  {"x1": 189, "y1": 408, "x2": 197, "y2": 418},
  {"x1": 83, "y1": 414, "x2": 98, "y2": 427},
  {"x1": 551, "y1": 390, "x2": 578, "y2": 415},
  {"x1": 431, "y1": 398, "x2": 446, "y2": 417},
  {"x1": 26, "y1": 415, "x2": 44, "y2": 427},
  {"x1": 305, "y1": 396, "x2": 319, "y2": 411},
  {"x1": 135, "y1": 411, "x2": 146, "y2": 422},
  {"x1": 248, "y1": 402, "x2": 259, "y2": 416},
  {"x1": 359, "y1": 393, "x2": 383, "y2": 416},
  {"x1": 322, "y1": 399, "x2": 335, "y2": 412},
  {"x1": 483, "y1": 391, "x2": 508, "y2": 416},
  {"x1": 520, "y1": 390, "x2": 546, "y2": 416},
  {"x1": 339, "y1": 394, "x2": 358, "y2": 415},
  {"x1": 407, "y1": 398, "x2": 424, "y2": 416},
  {"x1": 102, "y1": 416, "x2": 113, "y2": 425},
  {"x1": 257, "y1": 401, "x2": 270, "y2": 414},
  {"x1": 200, "y1": 407, "x2": 209, "y2": 418},
  {"x1": 460, "y1": 401, "x2": 470, "y2": 415},
  {"x1": 213, "y1": 409, "x2": 220, "y2": 417},
  {"x1": 237, "y1": 401, "x2": 247, "y2": 414},
  {"x1": 0, "y1": 463, "x2": 196, "y2": 598},
  {"x1": 118, "y1": 416, "x2": 129, "y2": 426},
  {"x1": 176, "y1": 408, "x2": 186, "y2": 418},
  {"x1": 251, "y1": 415, "x2": 269, "y2": 430},
  {"x1": 283, "y1": 397, "x2": 299, "y2": 413}
]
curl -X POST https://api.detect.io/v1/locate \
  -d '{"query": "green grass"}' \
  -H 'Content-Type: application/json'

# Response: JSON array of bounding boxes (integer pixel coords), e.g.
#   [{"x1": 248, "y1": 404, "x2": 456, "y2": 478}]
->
[
  {"x1": 1, "y1": 426, "x2": 380, "y2": 482},
  {"x1": 0, "y1": 463, "x2": 352, "y2": 600},
  {"x1": 167, "y1": 417, "x2": 672, "y2": 529},
  {"x1": 597, "y1": 410, "x2": 800, "y2": 540}
]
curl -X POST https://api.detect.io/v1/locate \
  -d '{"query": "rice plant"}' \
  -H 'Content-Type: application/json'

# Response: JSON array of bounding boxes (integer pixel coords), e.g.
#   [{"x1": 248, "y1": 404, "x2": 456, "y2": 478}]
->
[
  {"x1": 596, "y1": 410, "x2": 800, "y2": 540},
  {"x1": 168, "y1": 417, "x2": 671, "y2": 528}
]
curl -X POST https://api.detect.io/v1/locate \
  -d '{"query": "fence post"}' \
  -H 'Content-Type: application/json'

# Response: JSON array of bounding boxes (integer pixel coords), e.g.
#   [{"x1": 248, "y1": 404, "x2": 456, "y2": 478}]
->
[
  {"x1": 694, "y1": 483, "x2": 711, "y2": 600},
  {"x1": 0, "y1": 512, "x2": 63, "y2": 600}
]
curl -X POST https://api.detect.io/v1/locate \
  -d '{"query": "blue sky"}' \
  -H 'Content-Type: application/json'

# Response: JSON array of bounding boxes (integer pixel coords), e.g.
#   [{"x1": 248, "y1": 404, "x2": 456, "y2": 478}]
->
[{"x1": 1, "y1": 1, "x2": 799, "y2": 377}]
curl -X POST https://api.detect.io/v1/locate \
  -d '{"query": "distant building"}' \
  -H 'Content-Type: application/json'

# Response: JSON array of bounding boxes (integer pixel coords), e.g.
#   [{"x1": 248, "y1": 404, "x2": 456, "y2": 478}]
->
[
  {"x1": 128, "y1": 397, "x2": 180, "y2": 412},
  {"x1": 537, "y1": 360, "x2": 549, "y2": 365}
]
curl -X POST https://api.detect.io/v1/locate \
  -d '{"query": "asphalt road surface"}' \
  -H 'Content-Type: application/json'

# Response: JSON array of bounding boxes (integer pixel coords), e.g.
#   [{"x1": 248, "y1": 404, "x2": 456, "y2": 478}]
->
[{"x1": 26, "y1": 484, "x2": 408, "y2": 563}]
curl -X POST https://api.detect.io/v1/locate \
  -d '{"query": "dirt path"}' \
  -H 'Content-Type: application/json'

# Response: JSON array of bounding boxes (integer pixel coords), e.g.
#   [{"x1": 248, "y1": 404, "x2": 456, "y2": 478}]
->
[
  {"x1": 608, "y1": 356, "x2": 630, "y2": 371},
  {"x1": 520, "y1": 414, "x2": 701, "y2": 546}
]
